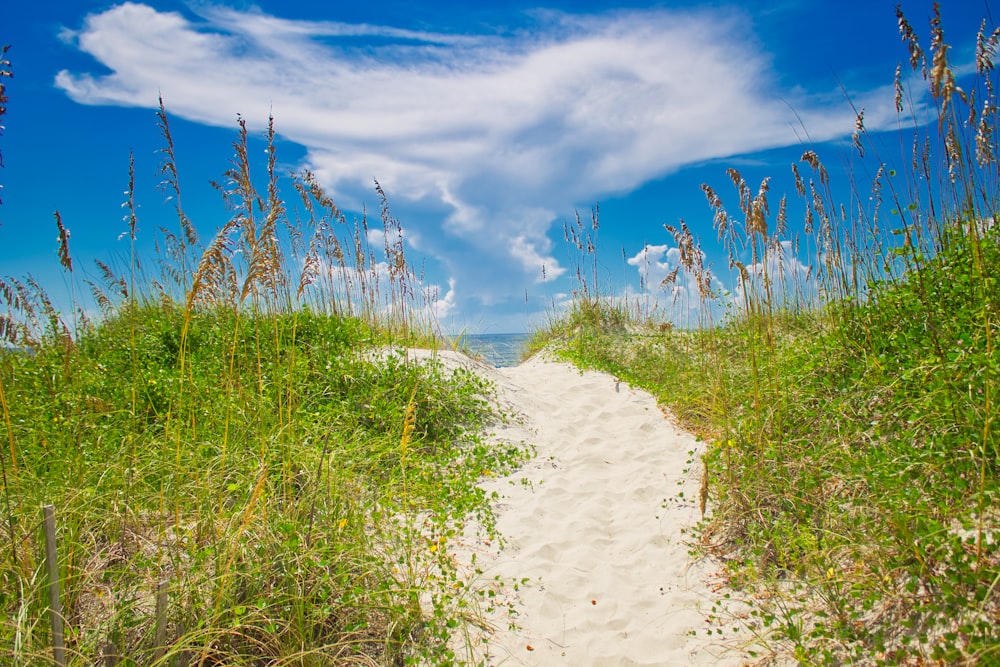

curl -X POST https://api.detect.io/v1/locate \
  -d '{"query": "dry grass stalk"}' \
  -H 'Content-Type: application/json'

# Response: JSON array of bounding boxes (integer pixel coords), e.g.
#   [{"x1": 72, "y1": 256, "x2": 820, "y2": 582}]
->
[
  {"x1": 0, "y1": 44, "x2": 9, "y2": 210},
  {"x1": 54, "y1": 212, "x2": 72, "y2": 273}
]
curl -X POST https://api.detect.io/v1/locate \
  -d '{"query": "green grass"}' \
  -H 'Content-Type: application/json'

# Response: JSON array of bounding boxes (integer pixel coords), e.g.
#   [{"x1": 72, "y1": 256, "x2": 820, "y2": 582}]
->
[
  {"x1": 538, "y1": 8, "x2": 1000, "y2": 665},
  {"x1": 0, "y1": 98, "x2": 526, "y2": 665},
  {"x1": 4, "y1": 6, "x2": 1000, "y2": 664},
  {"x1": 555, "y1": 242, "x2": 1000, "y2": 661},
  {"x1": 1, "y1": 304, "x2": 523, "y2": 665}
]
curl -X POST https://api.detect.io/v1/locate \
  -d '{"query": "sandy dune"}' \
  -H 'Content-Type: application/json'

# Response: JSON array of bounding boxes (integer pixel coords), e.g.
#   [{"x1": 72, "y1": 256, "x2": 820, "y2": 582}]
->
[{"x1": 450, "y1": 351, "x2": 751, "y2": 666}]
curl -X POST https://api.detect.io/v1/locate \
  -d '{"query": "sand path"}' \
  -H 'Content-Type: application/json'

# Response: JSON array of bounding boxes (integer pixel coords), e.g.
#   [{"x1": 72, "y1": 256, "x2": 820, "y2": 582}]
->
[{"x1": 453, "y1": 352, "x2": 749, "y2": 666}]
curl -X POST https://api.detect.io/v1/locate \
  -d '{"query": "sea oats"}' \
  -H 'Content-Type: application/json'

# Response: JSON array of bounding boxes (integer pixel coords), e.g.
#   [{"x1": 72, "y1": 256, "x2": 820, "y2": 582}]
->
[
  {"x1": 701, "y1": 183, "x2": 731, "y2": 242},
  {"x1": 87, "y1": 281, "x2": 114, "y2": 317},
  {"x1": 54, "y1": 211, "x2": 72, "y2": 273},
  {"x1": 976, "y1": 104, "x2": 994, "y2": 166},
  {"x1": 894, "y1": 64, "x2": 905, "y2": 113},
  {"x1": 156, "y1": 99, "x2": 198, "y2": 253},
  {"x1": 791, "y1": 163, "x2": 806, "y2": 199},
  {"x1": 852, "y1": 108, "x2": 865, "y2": 157},
  {"x1": 26, "y1": 275, "x2": 70, "y2": 344},
  {"x1": 0, "y1": 313, "x2": 17, "y2": 346},
  {"x1": 980, "y1": 21, "x2": 1000, "y2": 76},
  {"x1": 297, "y1": 240, "x2": 321, "y2": 301},
  {"x1": 660, "y1": 265, "x2": 681, "y2": 288},
  {"x1": 187, "y1": 219, "x2": 238, "y2": 310},
  {"x1": 776, "y1": 195, "x2": 788, "y2": 238},
  {"x1": 800, "y1": 150, "x2": 829, "y2": 186},
  {"x1": 748, "y1": 177, "x2": 771, "y2": 236},
  {"x1": 0, "y1": 276, "x2": 22, "y2": 313},
  {"x1": 897, "y1": 5, "x2": 925, "y2": 74},
  {"x1": 968, "y1": 87, "x2": 979, "y2": 129},
  {"x1": 733, "y1": 259, "x2": 749, "y2": 284},
  {"x1": 728, "y1": 168, "x2": 752, "y2": 215},
  {"x1": 944, "y1": 125, "x2": 960, "y2": 184},
  {"x1": 95, "y1": 259, "x2": 128, "y2": 300}
]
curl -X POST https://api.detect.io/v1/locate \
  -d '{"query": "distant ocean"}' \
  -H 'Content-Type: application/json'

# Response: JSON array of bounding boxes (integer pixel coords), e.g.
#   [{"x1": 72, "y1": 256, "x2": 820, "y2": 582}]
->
[{"x1": 453, "y1": 333, "x2": 530, "y2": 367}]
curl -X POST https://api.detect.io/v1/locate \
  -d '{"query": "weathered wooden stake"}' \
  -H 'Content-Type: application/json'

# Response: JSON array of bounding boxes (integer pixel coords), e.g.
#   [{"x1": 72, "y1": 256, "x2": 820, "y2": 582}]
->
[
  {"x1": 154, "y1": 578, "x2": 168, "y2": 662},
  {"x1": 100, "y1": 642, "x2": 120, "y2": 666},
  {"x1": 175, "y1": 619, "x2": 191, "y2": 667},
  {"x1": 42, "y1": 504, "x2": 65, "y2": 666}
]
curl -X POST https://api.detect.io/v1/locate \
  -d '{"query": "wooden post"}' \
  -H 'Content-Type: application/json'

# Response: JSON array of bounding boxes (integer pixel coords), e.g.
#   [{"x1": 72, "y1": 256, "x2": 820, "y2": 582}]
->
[
  {"x1": 42, "y1": 504, "x2": 65, "y2": 666},
  {"x1": 154, "y1": 579, "x2": 168, "y2": 662},
  {"x1": 174, "y1": 619, "x2": 191, "y2": 667},
  {"x1": 100, "y1": 642, "x2": 120, "y2": 666}
]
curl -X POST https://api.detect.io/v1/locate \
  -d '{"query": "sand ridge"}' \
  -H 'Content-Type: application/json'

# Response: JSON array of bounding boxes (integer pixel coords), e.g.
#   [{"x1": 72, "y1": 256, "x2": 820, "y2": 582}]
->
[{"x1": 455, "y1": 351, "x2": 750, "y2": 666}]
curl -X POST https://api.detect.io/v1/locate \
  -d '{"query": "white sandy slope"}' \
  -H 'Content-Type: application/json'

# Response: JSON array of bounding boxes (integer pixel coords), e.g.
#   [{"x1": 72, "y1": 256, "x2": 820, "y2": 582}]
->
[{"x1": 440, "y1": 351, "x2": 753, "y2": 666}]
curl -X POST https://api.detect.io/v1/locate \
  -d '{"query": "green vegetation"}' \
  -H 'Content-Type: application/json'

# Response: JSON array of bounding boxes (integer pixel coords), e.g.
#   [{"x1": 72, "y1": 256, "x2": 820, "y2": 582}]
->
[
  {"x1": 0, "y1": 99, "x2": 525, "y2": 664},
  {"x1": 5, "y1": 4, "x2": 1000, "y2": 665},
  {"x1": 536, "y1": 8, "x2": 1000, "y2": 665}
]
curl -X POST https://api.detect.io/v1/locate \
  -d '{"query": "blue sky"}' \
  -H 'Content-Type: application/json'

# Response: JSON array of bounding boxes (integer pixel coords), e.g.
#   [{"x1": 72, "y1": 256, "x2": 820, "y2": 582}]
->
[{"x1": 1, "y1": 0, "x2": 993, "y2": 333}]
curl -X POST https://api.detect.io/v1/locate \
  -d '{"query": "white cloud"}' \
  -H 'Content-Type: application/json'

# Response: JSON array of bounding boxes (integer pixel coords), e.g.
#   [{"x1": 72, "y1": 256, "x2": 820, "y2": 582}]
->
[
  {"x1": 428, "y1": 278, "x2": 458, "y2": 320},
  {"x1": 54, "y1": 2, "x2": 885, "y2": 324},
  {"x1": 626, "y1": 244, "x2": 676, "y2": 291}
]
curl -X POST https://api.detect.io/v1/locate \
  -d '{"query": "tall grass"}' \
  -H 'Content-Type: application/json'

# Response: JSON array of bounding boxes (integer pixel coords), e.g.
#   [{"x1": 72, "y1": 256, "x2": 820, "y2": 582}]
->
[
  {"x1": 542, "y1": 6, "x2": 1000, "y2": 664},
  {"x1": 0, "y1": 43, "x2": 9, "y2": 213},
  {"x1": 0, "y1": 97, "x2": 525, "y2": 664}
]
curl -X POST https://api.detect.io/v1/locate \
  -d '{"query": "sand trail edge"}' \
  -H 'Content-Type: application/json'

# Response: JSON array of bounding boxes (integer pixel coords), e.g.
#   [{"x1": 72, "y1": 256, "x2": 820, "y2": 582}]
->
[{"x1": 447, "y1": 352, "x2": 753, "y2": 666}]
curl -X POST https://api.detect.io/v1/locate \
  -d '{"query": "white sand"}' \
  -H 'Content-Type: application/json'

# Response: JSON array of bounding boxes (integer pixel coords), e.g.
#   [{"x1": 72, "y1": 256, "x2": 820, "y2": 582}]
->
[{"x1": 450, "y1": 351, "x2": 752, "y2": 666}]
